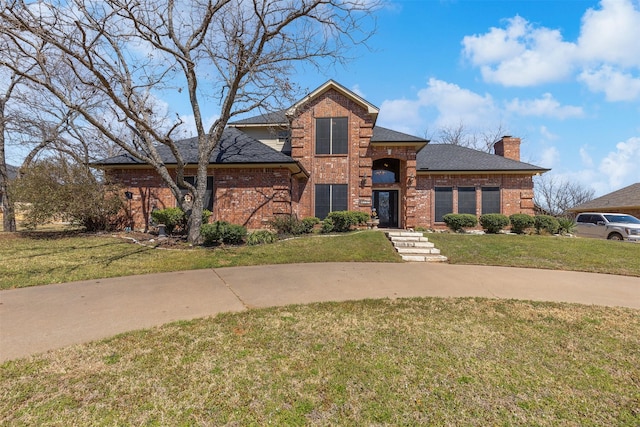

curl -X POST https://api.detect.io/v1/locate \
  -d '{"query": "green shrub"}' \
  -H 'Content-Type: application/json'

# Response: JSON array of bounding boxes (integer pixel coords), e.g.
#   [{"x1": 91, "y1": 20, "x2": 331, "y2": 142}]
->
[
  {"x1": 479, "y1": 213, "x2": 510, "y2": 234},
  {"x1": 301, "y1": 217, "x2": 320, "y2": 233},
  {"x1": 201, "y1": 221, "x2": 247, "y2": 245},
  {"x1": 320, "y1": 218, "x2": 335, "y2": 234},
  {"x1": 269, "y1": 214, "x2": 306, "y2": 235},
  {"x1": 442, "y1": 213, "x2": 478, "y2": 232},
  {"x1": 535, "y1": 215, "x2": 560, "y2": 235},
  {"x1": 151, "y1": 207, "x2": 185, "y2": 234},
  {"x1": 202, "y1": 209, "x2": 212, "y2": 224},
  {"x1": 326, "y1": 211, "x2": 369, "y2": 232},
  {"x1": 509, "y1": 213, "x2": 534, "y2": 234},
  {"x1": 557, "y1": 217, "x2": 576, "y2": 234},
  {"x1": 246, "y1": 230, "x2": 279, "y2": 246}
]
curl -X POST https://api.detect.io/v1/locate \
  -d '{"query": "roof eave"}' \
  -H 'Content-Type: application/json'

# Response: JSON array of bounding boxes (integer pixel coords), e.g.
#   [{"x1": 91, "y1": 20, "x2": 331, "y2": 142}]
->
[
  {"x1": 417, "y1": 169, "x2": 549, "y2": 175},
  {"x1": 370, "y1": 141, "x2": 428, "y2": 151}
]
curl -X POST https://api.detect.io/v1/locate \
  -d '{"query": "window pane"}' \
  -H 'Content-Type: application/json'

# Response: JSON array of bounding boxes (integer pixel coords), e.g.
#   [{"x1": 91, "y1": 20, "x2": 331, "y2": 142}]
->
[
  {"x1": 332, "y1": 118, "x2": 348, "y2": 154},
  {"x1": 315, "y1": 184, "x2": 331, "y2": 219},
  {"x1": 315, "y1": 118, "x2": 331, "y2": 154},
  {"x1": 458, "y1": 187, "x2": 476, "y2": 215},
  {"x1": 482, "y1": 187, "x2": 500, "y2": 214},
  {"x1": 435, "y1": 187, "x2": 453, "y2": 222},
  {"x1": 332, "y1": 184, "x2": 348, "y2": 212}
]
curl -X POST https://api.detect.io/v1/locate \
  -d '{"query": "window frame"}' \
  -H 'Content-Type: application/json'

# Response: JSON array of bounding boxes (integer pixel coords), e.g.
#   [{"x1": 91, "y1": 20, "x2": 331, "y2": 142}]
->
[
  {"x1": 434, "y1": 187, "x2": 453, "y2": 222},
  {"x1": 315, "y1": 183, "x2": 348, "y2": 219},
  {"x1": 481, "y1": 187, "x2": 501, "y2": 214},
  {"x1": 315, "y1": 117, "x2": 348, "y2": 155}
]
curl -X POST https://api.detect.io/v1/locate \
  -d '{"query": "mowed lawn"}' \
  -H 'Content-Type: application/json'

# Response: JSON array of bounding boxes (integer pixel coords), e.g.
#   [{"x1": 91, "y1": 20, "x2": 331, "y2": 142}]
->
[
  {"x1": 1, "y1": 230, "x2": 639, "y2": 425},
  {"x1": 2, "y1": 298, "x2": 639, "y2": 425}
]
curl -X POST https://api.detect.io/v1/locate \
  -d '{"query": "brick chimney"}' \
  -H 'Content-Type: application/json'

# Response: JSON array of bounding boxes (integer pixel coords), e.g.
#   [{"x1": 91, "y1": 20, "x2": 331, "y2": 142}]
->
[{"x1": 494, "y1": 136, "x2": 521, "y2": 161}]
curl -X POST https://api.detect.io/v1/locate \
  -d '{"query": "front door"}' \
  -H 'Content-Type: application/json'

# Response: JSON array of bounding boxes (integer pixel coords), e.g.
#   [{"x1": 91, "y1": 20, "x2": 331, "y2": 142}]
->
[{"x1": 373, "y1": 190, "x2": 398, "y2": 228}]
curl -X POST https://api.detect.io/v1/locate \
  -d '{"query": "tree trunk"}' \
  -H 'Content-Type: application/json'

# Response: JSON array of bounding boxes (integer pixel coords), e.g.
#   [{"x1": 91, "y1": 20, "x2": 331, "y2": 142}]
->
[{"x1": 0, "y1": 101, "x2": 17, "y2": 232}]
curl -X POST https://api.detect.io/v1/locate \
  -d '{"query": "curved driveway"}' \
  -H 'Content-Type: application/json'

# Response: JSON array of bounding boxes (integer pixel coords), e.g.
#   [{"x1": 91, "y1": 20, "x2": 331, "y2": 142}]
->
[{"x1": 1, "y1": 262, "x2": 639, "y2": 362}]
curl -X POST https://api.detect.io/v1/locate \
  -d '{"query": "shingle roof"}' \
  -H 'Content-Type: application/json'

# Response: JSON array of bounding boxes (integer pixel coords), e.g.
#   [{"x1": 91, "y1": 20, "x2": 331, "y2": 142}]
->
[
  {"x1": 371, "y1": 126, "x2": 428, "y2": 143},
  {"x1": 229, "y1": 110, "x2": 288, "y2": 126},
  {"x1": 95, "y1": 127, "x2": 296, "y2": 166},
  {"x1": 569, "y1": 182, "x2": 640, "y2": 211},
  {"x1": 5, "y1": 164, "x2": 19, "y2": 180},
  {"x1": 417, "y1": 144, "x2": 548, "y2": 172}
]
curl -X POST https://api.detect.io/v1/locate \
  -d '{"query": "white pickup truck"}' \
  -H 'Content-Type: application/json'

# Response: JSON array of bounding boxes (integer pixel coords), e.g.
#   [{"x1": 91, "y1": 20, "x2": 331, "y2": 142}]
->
[{"x1": 575, "y1": 212, "x2": 640, "y2": 241}]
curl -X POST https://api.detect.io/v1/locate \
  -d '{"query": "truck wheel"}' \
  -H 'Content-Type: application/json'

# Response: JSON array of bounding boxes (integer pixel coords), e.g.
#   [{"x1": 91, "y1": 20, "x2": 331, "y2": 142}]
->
[{"x1": 607, "y1": 232, "x2": 623, "y2": 241}]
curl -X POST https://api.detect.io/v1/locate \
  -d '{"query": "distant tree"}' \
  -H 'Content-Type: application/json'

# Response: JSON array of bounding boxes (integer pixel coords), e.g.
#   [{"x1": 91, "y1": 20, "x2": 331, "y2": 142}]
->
[
  {"x1": 533, "y1": 175, "x2": 595, "y2": 217},
  {"x1": 0, "y1": 0, "x2": 380, "y2": 243},
  {"x1": 431, "y1": 121, "x2": 509, "y2": 153},
  {"x1": 11, "y1": 157, "x2": 124, "y2": 231}
]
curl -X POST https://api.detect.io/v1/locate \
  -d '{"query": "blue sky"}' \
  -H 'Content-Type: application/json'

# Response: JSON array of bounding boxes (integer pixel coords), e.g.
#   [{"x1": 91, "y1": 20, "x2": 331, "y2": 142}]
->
[
  {"x1": 6, "y1": 0, "x2": 639, "y2": 198},
  {"x1": 301, "y1": 0, "x2": 640, "y2": 197}
]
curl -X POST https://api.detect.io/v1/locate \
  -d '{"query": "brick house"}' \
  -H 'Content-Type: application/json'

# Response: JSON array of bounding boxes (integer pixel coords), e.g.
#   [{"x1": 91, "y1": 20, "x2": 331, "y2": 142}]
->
[{"x1": 96, "y1": 80, "x2": 548, "y2": 231}]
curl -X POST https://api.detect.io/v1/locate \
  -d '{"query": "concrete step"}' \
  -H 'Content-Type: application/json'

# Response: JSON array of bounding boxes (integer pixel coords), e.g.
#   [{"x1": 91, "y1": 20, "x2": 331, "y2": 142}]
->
[
  {"x1": 401, "y1": 254, "x2": 448, "y2": 262},
  {"x1": 393, "y1": 241, "x2": 435, "y2": 248},
  {"x1": 395, "y1": 247, "x2": 441, "y2": 255},
  {"x1": 386, "y1": 231, "x2": 425, "y2": 238},
  {"x1": 388, "y1": 236, "x2": 430, "y2": 243}
]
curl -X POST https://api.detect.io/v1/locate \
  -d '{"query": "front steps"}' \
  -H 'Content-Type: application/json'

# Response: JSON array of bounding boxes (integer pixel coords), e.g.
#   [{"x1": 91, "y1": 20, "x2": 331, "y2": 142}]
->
[{"x1": 386, "y1": 231, "x2": 448, "y2": 262}]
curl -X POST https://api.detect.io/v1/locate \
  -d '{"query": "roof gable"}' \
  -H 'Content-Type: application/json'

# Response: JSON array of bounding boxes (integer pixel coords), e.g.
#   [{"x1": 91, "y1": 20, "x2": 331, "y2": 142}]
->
[
  {"x1": 417, "y1": 144, "x2": 548, "y2": 173},
  {"x1": 287, "y1": 80, "x2": 379, "y2": 123}
]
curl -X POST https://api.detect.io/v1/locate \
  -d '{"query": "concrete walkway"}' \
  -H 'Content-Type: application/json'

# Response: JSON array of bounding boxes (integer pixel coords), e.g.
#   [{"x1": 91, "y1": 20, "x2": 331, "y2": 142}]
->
[{"x1": 1, "y1": 263, "x2": 639, "y2": 362}]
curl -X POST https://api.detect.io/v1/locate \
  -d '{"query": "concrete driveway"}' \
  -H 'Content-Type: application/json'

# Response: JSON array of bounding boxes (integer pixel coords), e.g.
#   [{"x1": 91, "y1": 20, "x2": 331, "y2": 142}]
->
[{"x1": 1, "y1": 263, "x2": 639, "y2": 362}]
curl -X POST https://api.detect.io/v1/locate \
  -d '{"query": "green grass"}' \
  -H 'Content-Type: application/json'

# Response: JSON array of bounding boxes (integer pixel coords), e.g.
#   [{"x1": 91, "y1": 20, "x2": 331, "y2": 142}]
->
[
  {"x1": 0, "y1": 230, "x2": 400, "y2": 289},
  {"x1": 2, "y1": 298, "x2": 639, "y2": 425},
  {"x1": 427, "y1": 233, "x2": 640, "y2": 277}
]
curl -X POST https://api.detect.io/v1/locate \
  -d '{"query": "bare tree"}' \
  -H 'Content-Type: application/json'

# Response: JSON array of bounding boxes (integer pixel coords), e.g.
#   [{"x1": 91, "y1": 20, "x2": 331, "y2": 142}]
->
[
  {"x1": 534, "y1": 175, "x2": 595, "y2": 217},
  {"x1": 432, "y1": 121, "x2": 509, "y2": 153},
  {"x1": 0, "y1": 0, "x2": 379, "y2": 242}
]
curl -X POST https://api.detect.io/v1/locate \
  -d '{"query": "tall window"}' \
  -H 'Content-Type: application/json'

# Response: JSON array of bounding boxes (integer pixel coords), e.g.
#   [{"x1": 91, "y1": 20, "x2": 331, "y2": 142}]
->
[
  {"x1": 315, "y1": 184, "x2": 348, "y2": 219},
  {"x1": 458, "y1": 187, "x2": 476, "y2": 215},
  {"x1": 179, "y1": 176, "x2": 214, "y2": 211},
  {"x1": 434, "y1": 187, "x2": 453, "y2": 222},
  {"x1": 316, "y1": 117, "x2": 348, "y2": 154},
  {"x1": 482, "y1": 187, "x2": 500, "y2": 214}
]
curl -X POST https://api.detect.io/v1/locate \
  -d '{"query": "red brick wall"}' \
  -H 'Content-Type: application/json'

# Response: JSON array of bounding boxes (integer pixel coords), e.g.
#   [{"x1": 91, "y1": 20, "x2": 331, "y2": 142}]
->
[
  {"x1": 290, "y1": 88, "x2": 375, "y2": 219},
  {"x1": 414, "y1": 173, "x2": 535, "y2": 229},
  {"x1": 107, "y1": 167, "x2": 292, "y2": 231}
]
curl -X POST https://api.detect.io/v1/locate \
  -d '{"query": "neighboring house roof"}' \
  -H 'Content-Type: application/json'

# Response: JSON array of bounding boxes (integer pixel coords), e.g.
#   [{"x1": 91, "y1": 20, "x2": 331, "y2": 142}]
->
[
  {"x1": 5, "y1": 165, "x2": 19, "y2": 180},
  {"x1": 371, "y1": 126, "x2": 428, "y2": 143},
  {"x1": 569, "y1": 182, "x2": 640, "y2": 211},
  {"x1": 417, "y1": 144, "x2": 548, "y2": 173},
  {"x1": 95, "y1": 127, "x2": 297, "y2": 166}
]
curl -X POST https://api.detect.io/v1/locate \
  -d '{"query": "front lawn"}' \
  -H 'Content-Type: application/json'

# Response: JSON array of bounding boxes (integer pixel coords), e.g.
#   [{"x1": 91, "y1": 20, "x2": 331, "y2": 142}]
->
[
  {"x1": 0, "y1": 230, "x2": 400, "y2": 289},
  {"x1": 427, "y1": 233, "x2": 640, "y2": 277},
  {"x1": 2, "y1": 298, "x2": 638, "y2": 425}
]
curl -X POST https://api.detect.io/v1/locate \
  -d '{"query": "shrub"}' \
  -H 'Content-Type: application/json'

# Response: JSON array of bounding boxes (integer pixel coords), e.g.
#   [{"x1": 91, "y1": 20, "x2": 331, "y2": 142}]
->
[
  {"x1": 151, "y1": 207, "x2": 185, "y2": 234},
  {"x1": 442, "y1": 213, "x2": 478, "y2": 232},
  {"x1": 326, "y1": 211, "x2": 369, "y2": 232},
  {"x1": 269, "y1": 214, "x2": 306, "y2": 235},
  {"x1": 301, "y1": 217, "x2": 320, "y2": 234},
  {"x1": 479, "y1": 213, "x2": 510, "y2": 234},
  {"x1": 202, "y1": 209, "x2": 212, "y2": 224},
  {"x1": 201, "y1": 221, "x2": 247, "y2": 245},
  {"x1": 509, "y1": 213, "x2": 534, "y2": 234},
  {"x1": 557, "y1": 217, "x2": 576, "y2": 234},
  {"x1": 246, "y1": 230, "x2": 278, "y2": 246},
  {"x1": 535, "y1": 215, "x2": 560, "y2": 235},
  {"x1": 320, "y1": 218, "x2": 334, "y2": 234}
]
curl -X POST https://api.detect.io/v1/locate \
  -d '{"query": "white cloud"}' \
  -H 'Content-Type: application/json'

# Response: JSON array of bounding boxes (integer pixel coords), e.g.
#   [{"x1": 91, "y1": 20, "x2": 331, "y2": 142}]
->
[
  {"x1": 462, "y1": 16, "x2": 577, "y2": 86},
  {"x1": 506, "y1": 93, "x2": 584, "y2": 119},
  {"x1": 598, "y1": 136, "x2": 640, "y2": 189},
  {"x1": 579, "y1": 146, "x2": 594, "y2": 168},
  {"x1": 461, "y1": 0, "x2": 640, "y2": 101},
  {"x1": 539, "y1": 126, "x2": 558, "y2": 141},
  {"x1": 578, "y1": 66, "x2": 640, "y2": 102},
  {"x1": 539, "y1": 146, "x2": 560, "y2": 169},
  {"x1": 378, "y1": 78, "x2": 497, "y2": 134},
  {"x1": 351, "y1": 84, "x2": 366, "y2": 99}
]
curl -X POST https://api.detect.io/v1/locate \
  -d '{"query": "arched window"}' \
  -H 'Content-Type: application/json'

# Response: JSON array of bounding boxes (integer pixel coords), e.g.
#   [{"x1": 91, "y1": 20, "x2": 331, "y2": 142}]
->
[{"x1": 372, "y1": 158, "x2": 400, "y2": 184}]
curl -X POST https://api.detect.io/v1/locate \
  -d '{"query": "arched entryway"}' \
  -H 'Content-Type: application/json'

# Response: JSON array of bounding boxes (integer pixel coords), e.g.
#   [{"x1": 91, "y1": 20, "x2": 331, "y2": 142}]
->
[{"x1": 372, "y1": 158, "x2": 400, "y2": 228}]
